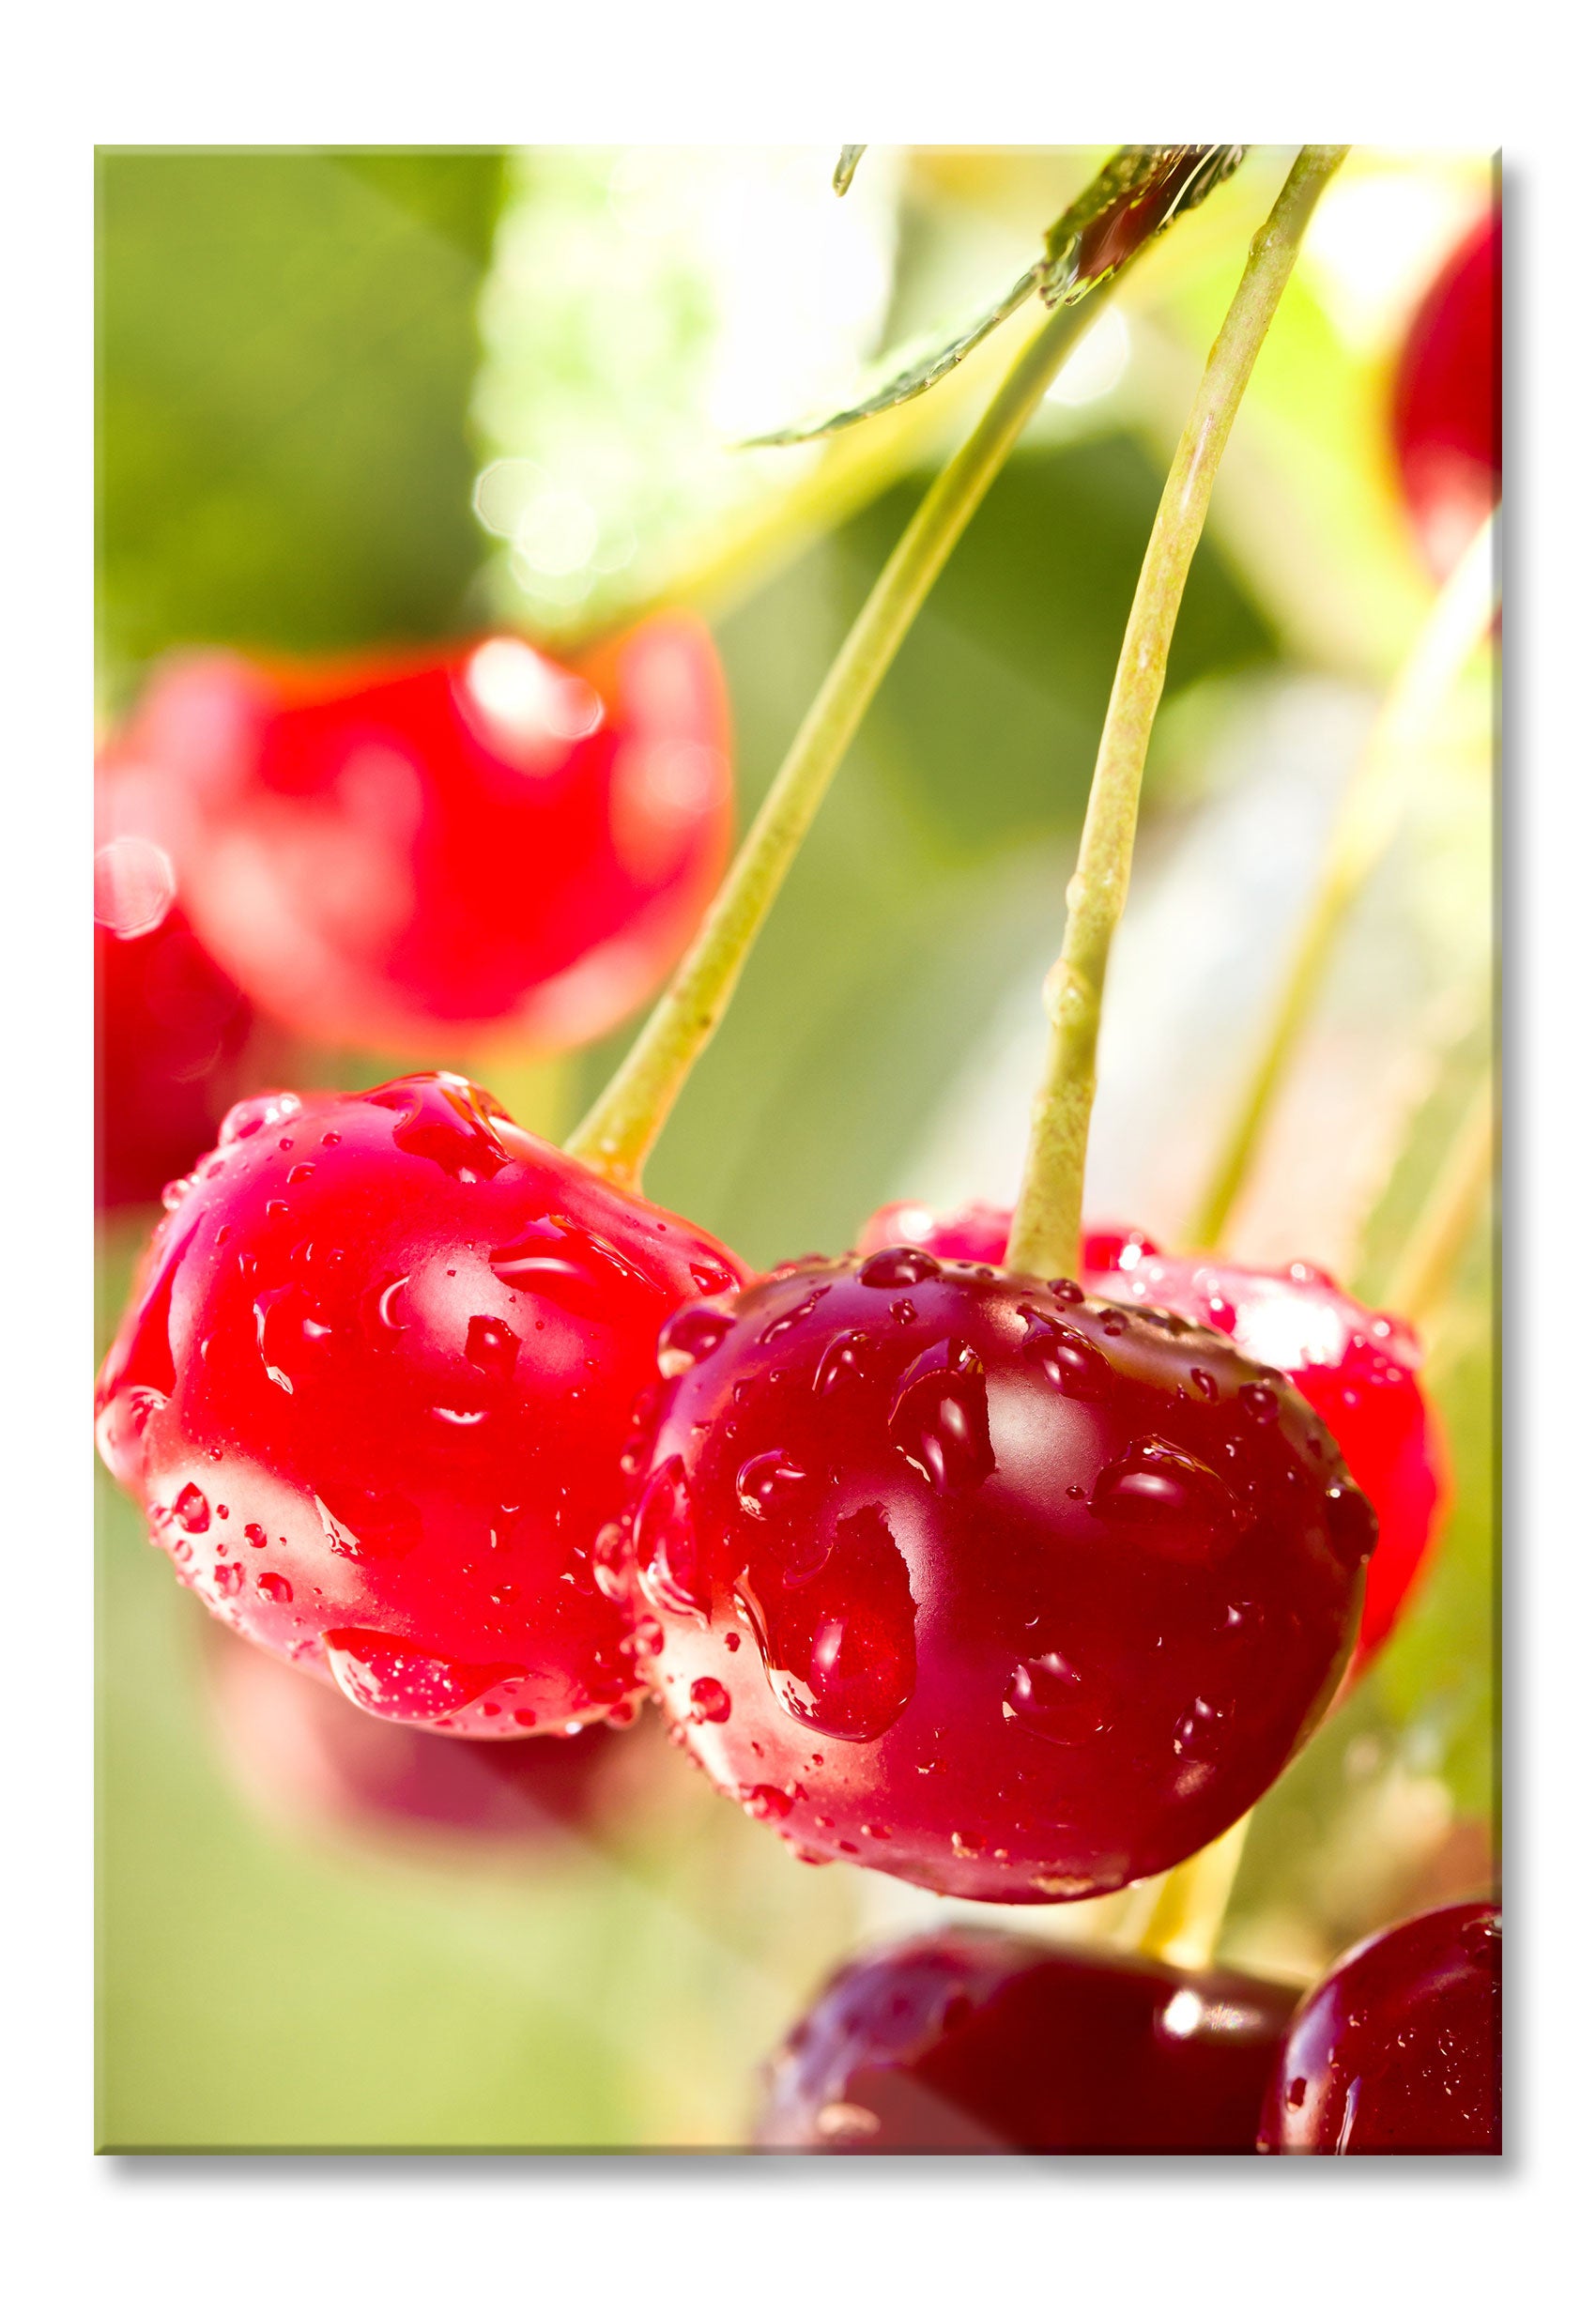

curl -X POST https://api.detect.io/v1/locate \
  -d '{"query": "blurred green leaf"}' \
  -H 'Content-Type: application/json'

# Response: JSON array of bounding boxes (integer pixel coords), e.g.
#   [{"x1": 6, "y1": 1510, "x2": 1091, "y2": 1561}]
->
[{"x1": 96, "y1": 148, "x2": 506, "y2": 668}]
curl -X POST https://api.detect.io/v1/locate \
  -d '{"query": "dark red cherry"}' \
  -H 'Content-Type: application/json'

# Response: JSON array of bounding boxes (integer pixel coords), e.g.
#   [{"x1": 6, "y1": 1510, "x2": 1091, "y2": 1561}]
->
[
  {"x1": 756, "y1": 1924, "x2": 1301, "y2": 2154},
  {"x1": 113, "y1": 614, "x2": 732, "y2": 1056},
  {"x1": 202, "y1": 1618, "x2": 656, "y2": 1848},
  {"x1": 609, "y1": 1252, "x2": 1370, "y2": 1900},
  {"x1": 865, "y1": 1204, "x2": 1443, "y2": 1674},
  {"x1": 1258, "y1": 1901, "x2": 1501, "y2": 2154},
  {"x1": 94, "y1": 774, "x2": 276, "y2": 1209},
  {"x1": 1390, "y1": 205, "x2": 1500, "y2": 582},
  {"x1": 95, "y1": 1072, "x2": 747, "y2": 1736}
]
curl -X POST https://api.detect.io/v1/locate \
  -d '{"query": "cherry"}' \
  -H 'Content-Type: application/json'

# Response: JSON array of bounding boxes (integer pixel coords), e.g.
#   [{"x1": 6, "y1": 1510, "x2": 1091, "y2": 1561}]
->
[
  {"x1": 755, "y1": 1924, "x2": 1301, "y2": 2154},
  {"x1": 202, "y1": 1618, "x2": 653, "y2": 1848},
  {"x1": 94, "y1": 767, "x2": 272, "y2": 1209},
  {"x1": 112, "y1": 614, "x2": 732, "y2": 1057},
  {"x1": 95, "y1": 1071, "x2": 747, "y2": 1737},
  {"x1": 606, "y1": 1250, "x2": 1372, "y2": 1900},
  {"x1": 863, "y1": 1204, "x2": 1442, "y2": 1672},
  {"x1": 1257, "y1": 1900, "x2": 1500, "y2": 2154},
  {"x1": 1390, "y1": 205, "x2": 1500, "y2": 582}
]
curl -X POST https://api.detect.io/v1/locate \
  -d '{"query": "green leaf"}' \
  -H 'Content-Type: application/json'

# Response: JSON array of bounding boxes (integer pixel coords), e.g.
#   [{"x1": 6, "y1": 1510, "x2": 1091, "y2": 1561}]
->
[{"x1": 833, "y1": 145, "x2": 866, "y2": 196}]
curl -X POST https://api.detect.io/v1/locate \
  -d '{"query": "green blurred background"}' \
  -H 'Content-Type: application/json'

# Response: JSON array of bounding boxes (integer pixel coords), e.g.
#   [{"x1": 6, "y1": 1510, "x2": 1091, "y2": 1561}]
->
[{"x1": 95, "y1": 146, "x2": 1496, "y2": 2148}]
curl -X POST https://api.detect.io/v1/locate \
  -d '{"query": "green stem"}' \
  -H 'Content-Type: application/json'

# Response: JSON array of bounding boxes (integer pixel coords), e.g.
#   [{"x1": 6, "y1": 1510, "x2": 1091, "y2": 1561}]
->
[
  {"x1": 1005, "y1": 146, "x2": 1348, "y2": 1284},
  {"x1": 566, "y1": 277, "x2": 1146, "y2": 1187},
  {"x1": 1383, "y1": 1071, "x2": 1496, "y2": 1329},
  {"x1": 1134, "y1": 1814, "x2": 1252, "y2": 1969},
  {"x1": 1186, "y1": 508, "x2": 1499, "y2": 1254}
]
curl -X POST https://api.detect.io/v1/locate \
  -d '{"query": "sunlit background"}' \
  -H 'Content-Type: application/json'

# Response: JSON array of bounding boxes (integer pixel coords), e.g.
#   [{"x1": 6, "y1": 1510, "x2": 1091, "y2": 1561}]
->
[{"x1": 95, "y1": 145, "x2": 1496, "y2": 2148}]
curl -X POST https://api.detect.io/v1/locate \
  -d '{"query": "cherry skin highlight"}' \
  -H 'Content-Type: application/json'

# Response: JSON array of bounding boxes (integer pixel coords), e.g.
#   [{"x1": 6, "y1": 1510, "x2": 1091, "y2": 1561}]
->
[
  {"x1": 862, "y1": 1204, "x2": 1443, "y2": 1673},
  {"x1": 756, "y1": 1924, "x2": 1302, "y2": 2154},
  {"x1": 1390, "y1": 205, "x2": 1500, "y2": 583},
  {"x1": 113, "y1": 615, "x2": 732, "y2": 1058},
  {"x1": 607, "y1": 1250, "x2": 1372, "y2": 1901},
  {"x1": 1258, "y1": 1901, "x2": 1501, "y2": 2154},
  {"x1": 96, "y1": 1072, "x2": 747, "y2": 1737}
]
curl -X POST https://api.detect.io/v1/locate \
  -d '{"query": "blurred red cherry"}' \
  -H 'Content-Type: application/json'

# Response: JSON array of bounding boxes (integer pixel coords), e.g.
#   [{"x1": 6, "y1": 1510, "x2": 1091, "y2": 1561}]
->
[
  {"x1": 113, "y1": 614, "x2": 733, "y2": 1057},
  {"x1": 861, "y1": 1204, "x2": 1445, "y2": 1674},
  {"x1": 1390, "y1": 204, "x2": 1500, "y2": 582},
  {"x1": 202, "y1": 1618, "x2": 660, "y2": 1849},
  {"x1": 756, "y1": 1924, "x2": 1301, "y2": 2154}
]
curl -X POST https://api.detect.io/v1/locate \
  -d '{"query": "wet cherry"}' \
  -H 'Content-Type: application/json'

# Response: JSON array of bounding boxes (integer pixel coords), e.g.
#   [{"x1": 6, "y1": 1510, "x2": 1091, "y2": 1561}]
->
[
  {"x1": 608, "y1": 1250, "x2": 1371, "y2": 1900},
  {"x1": 95, "y1": 1071, "x2": 747, "y2": 1736},
  {"x1": 756, "y1": 1924, "x2": 1301, "y2": 2154},
  {"x1": 112, "y1": 614, "x2": 732, "y2": 1057},
  {"x1": 202, "y1": 1618, "x2": 660, "y2": 1848},
  {"x1": 1257, "y1": 1901, "x2": 1501, "y2": 2154},
  {"x1": 863, "y1": 1204, "x2": 1443, "y2": 1673},
  {"x1": 1390, "y1": 204, "x2": 1500, "y2": 582}
]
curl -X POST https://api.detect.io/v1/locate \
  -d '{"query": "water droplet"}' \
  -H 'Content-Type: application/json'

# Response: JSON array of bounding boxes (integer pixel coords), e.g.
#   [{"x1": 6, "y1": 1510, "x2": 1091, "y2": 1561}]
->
[
  {"x1": 724, "y1": 1630, "x2": 741, "y2": 1652},
  {"x1": 323, "y1": 1628, "x2": 495, "y2": 1721},
  {"x1": 888, "y1": 1341, "x2": 994, "y2": 1494},
  {"x1": 690, "y1": 1258, "x2": 740, "y2": 1296},
  {"x1": 257, "y1": 1572, "x2": 293, "y2": 1602},
  {"x1": 320, "y1": 1130, "x2": 342, "y2": 1148},
  {"x1": 629, "y1": 1616, "x2": 665, "y2": 1661},
  {"x1": 286, "y1": 1161, "x2": 315, "y2": 1186},
  {"x1": 161, "y1": 1174, "x2": 193, "y2": 1213},
  {"x1": 592, "y1": 1521, "x2": 631, "y2": 1599},
  {"x1": 1190, "y1": 1368, "x2": 1219, "y2": 1401},
  {"x1": 1287, "y1": 2076, "x2": 1308, "y2": 2109},
  {"x1": 172, "y1": 1482, "x2": 210, "y2": 1534},
  {"x1": 741, "y1": 1783, "x2": 792, "y2": 1822},
  {"x1": 951, "y1": 1832, "x2": 985, "y2": 1859},
  {"x1": 858, "y1": 1247, "x2": 939, "y2": 1288},
  {"x1": 465, "y1": 1314, "x2": 519, "y2": 1377},
  {"x1": 1240, "y1": 1380, "x2": 1280, "y2": 1423},
  {"x1": 366, "y1": 1078, "x2": 511, "y2": 1183},
  {"x1": 813, "y1": 1328, "x2": 868, "y2": 1397},
  {"x1": 1091, "y1": 1439, "x2": 1247, "y2": 1562},
  {"x1": 890, "y1": 1299, "x2": 917, "y2": 1325},
  {"x1": 759, "y1": 1288, "x2": 829, "y2": 1344},
  {"x1": 746, "y1": 1504, "x2": 915, "y2": 1742},
  {"x1": 1174, "y1": 1694, "x2": 1230, "y2": 1759},
  {"x1": 243, "y1": 1523, "x2": 268, "y2": 1548},
  {"x1": 1324, "y1": 1479, "x2": 1378, "y2": 1570},
  {"x1": 1097, "y1": 1309, "x2": 1128, "y2": 1338},
  {"x1": 657, "y1": 1301, "x2": 737, "y2": 1377},
  {"x1": 213, "y1": 1560, "x2": 244, "y2": 1600},
  {"x1": 432, "y1": 1404, "x2": 489, "y2": 1426},
  {"x1": 635, "y1": 1458, "x2": 707, "y2": 1620},
  {"x1": 1049, "y1": 1276, "x2": 1085, "y2": 1304},
  {"x1": 315, "y1": 1487, "x2": 422, "y2": 1560},
  {"x1": 1003, "y1": 1652, "x2": 1106, "y2": 1745},
  {"x1": 736, "y1": 1449, "x2": 807, "y2": 1519},
  {"x1": 688, "y1": 1677, "x2": 731, "y2": 1725},
  {"x1": 1021, "y1": 1308, "x2": 1108, "y2": 1396}
]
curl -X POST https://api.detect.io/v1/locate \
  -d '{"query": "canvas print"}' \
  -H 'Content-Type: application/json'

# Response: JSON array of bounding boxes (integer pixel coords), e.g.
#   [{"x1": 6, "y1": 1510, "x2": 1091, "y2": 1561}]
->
[{"x1": 94, "y1": 145, "x2": 1499, "y2": 2153}]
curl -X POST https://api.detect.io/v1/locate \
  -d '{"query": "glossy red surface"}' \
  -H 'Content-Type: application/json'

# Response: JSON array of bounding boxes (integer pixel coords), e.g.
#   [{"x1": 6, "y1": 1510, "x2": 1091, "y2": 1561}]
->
[
  {"x1": 204, "y1": 1620, "x2": 655, "y2": 1845},
  {"x1": 1257, "y1": 1901, "x2": 1501, "y2": 2154},
  {"x1": 863, "y1": 1204, "x2": 1443, "y2": 1673},
  {"x1": 756, "y1": 1925, "x2": 1301, "y2": 2154},
  {"x1": 609, "y1": 1250, "x2": 1371, "y2": 1900},
  {"x1": 110, "y1": 615, "x2": 732, "y2": 1056},
  {"x1": 1390, "y1": 207, "x2": 1501, "y2": 581},
  {"x1": 96, "y1": 1072, "x2": 747, "y2": 1736}
]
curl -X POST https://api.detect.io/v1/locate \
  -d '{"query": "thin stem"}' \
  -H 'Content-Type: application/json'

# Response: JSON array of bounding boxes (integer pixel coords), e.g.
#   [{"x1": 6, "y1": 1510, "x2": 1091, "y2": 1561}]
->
[
  {"x1": 1384, "y1": 1072, "x2": 1496, "y2": 1328},
  {"x1": 566, "y1": 279, "x2": 1145, "y2": 1187},
  {"x1": 1186, "y1": 508, "x2": 1500, "y2": 1254},
  {"x1": 1134, "y1": 1814, "x2": 1252, "y2": 1969},
  {"x1": 1005, "y1": 146, "x2": 1347, "y2": 1284}
]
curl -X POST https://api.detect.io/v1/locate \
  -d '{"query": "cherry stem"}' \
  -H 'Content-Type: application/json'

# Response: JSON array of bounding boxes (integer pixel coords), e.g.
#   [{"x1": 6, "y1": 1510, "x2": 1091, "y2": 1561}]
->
[
  {"x1": 1186, "y1": 507, "x2": 1500, "y2": 1254},
  {"x1": 566, "y1": 271, "x2": 1153, "y2": 1188},
  {"x1": 1384, "y1": 1070, "x2": 1496, "y2": 1329},
  {"x1": 1133, "y1": 1813, "x2": 1253, "y2": 1970},
  {"x1": 1005, "y1": 146, "x2": 1348, "y2": 1285}
]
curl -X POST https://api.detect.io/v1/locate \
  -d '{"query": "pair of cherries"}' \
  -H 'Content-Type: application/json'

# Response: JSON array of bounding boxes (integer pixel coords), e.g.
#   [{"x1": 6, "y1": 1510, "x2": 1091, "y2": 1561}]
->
[
  {"x1": 95, "y1": 614, "x2": 731, "y2": 1204},
  {"x1": 754, "y1": 1899, "x2": 1501, "y2": 2154},
  {"x1": 97, "y1": 1069, "x2": 1438, "y2": 1908}
]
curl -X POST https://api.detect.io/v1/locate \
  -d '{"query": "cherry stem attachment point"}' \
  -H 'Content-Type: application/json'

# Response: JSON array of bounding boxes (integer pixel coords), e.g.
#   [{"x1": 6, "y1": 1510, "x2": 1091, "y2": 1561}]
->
[
  {"x1": 1384, "y1": 1071, "x2": 1496, "y2": 1329},
  {"x1": 566, "y1": 271, "x2": 1152, "y2": 1188},
  {"x1": 1186, "y1": 506, "x2": 1500, "y2": 1255},
  {"x1": 1005, "y1": 146, "x2": 1348, "y2": 1285}
]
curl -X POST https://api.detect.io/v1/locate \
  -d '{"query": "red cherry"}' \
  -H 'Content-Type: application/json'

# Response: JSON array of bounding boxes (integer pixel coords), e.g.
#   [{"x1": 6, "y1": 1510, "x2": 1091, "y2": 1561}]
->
[
  {"x1": 1257, "y1": 1901, "x2": 1501, "y2": 2154},
  {"x1": 115, "y1": 614, "x2": 732, "y2": 1056},
  {"x1": 1390, "y1": 206, "x2": 1500, "y2": 582},
  {"x1": 864, "y1": 1204, "x2": 1444, "y2": 1673},
  {"x1": 95, "y1": 1072, "x2": 747, "y2": 1737},
  {"x1": 202, "y1": 1619, "x2": 656, "y2": 1847},
  {"x1": 756, "y1": 1924, "x2": 1301, "y2": 2153},
  {"x1": 608, "y1": 1252, "x2": 1370, "y2": 1900}
]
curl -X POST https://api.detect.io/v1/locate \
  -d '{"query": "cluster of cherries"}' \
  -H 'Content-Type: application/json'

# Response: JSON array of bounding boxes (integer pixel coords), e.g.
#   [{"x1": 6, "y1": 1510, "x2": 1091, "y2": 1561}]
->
[{"x1": 95, "y1": 198, "x2": 1501, "y2": 2153}]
